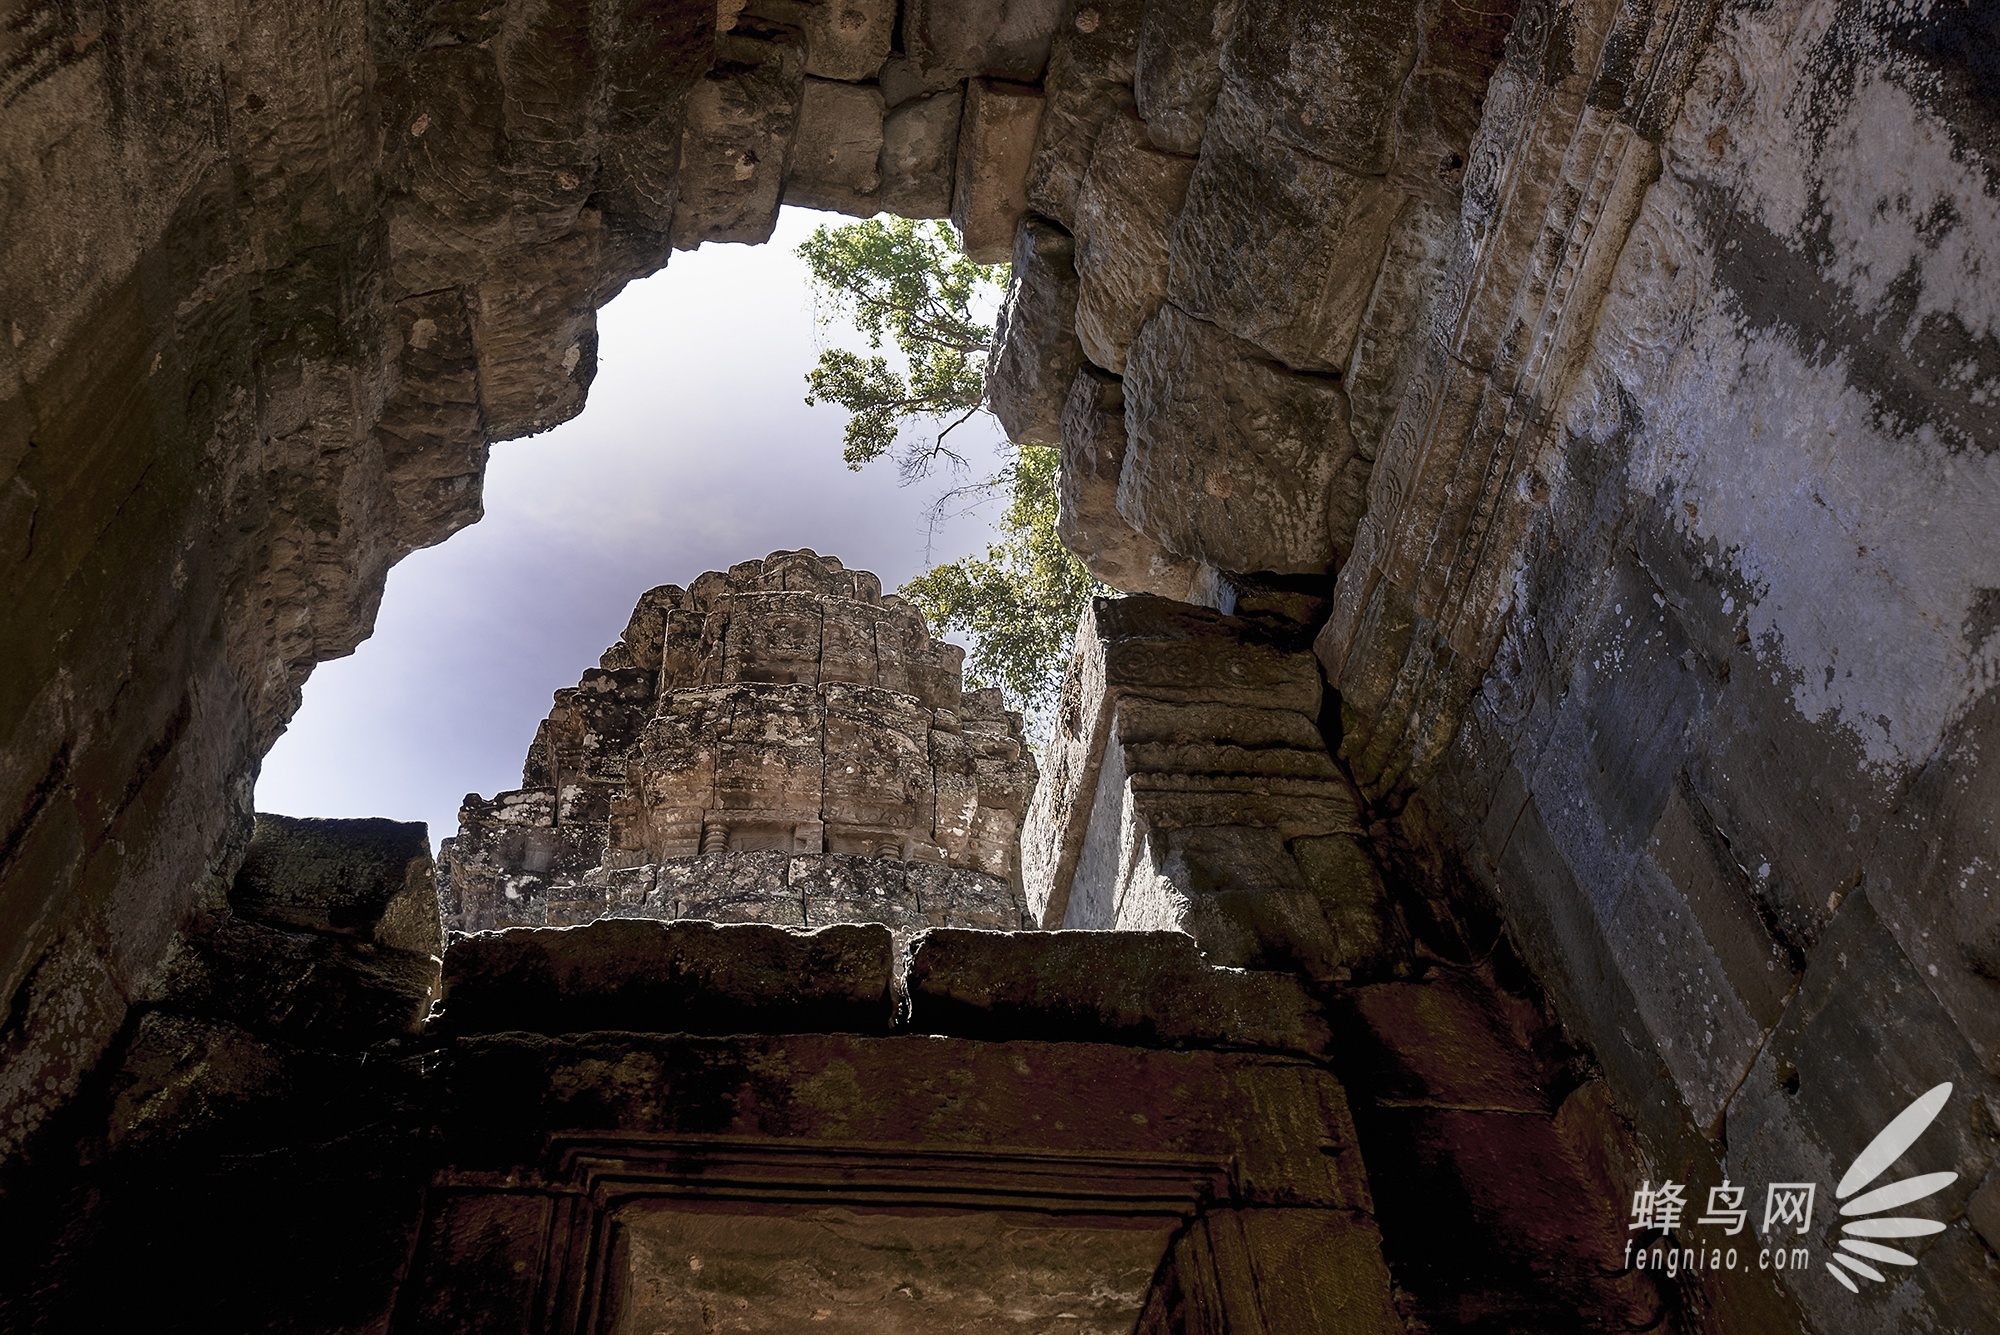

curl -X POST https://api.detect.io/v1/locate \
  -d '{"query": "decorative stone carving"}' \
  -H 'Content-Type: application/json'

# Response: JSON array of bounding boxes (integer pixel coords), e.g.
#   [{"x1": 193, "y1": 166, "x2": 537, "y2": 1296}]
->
[
  {"x1": 12, "y1": 0, "x2": 2000, "y2": 1324},
  {"x1": 1024, "y1": 595, "x2": 1391, "y2": 981},
  {"x1": 442, "y1": 550, "x2": 1037, "y2": 937}
]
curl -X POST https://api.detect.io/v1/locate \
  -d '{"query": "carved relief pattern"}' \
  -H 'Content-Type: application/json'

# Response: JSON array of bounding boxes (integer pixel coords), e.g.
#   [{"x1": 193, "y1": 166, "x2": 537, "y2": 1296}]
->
[{"x1": 1324, "y1": 0, "x2": 1714, "y2": 791}]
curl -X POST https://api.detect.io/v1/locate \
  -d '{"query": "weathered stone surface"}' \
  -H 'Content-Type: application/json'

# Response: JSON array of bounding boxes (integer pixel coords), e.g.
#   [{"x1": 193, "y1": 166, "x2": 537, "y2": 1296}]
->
[
  {"x1": 229, "y1": 814, "x2": 442, "y2": 956},
  {"x1": 0, "y1": 0, "x2": 720, "y2": 1162},
  {"x1": 151, "y1": 917, "x2": 439, "y2": 1050},
  {"x1": 1121, "y1": 303, "x2": 1362, "y2": 575},
  {"x1": 1343, "y1": 973, "x2": 1550, "y2": 1112},
  {"x1": 666, "y1": 850, "x2": 807, "y2": 925},
  {"x1": 800, "y1": 0, "x2": 894, "y2": 81},
  {"x1": 1378, "y1": 0, "x2": 1509, "y2": 206},
  {"x1": 952, "y1": 79, "x2": 1047, "y2": 263},
  {"x1": 907, "y1": 928, "x2": 1330, "y2": 1053},
  {"x1": 877, "y1": 87, "x2": 963, "y2": 218},
  {"x1": 1169, "y1": 1208, "x2": 1405, "y2": 1335},
  {"x1": 905, "y1": 0, "x2": 1066, "y2": 85},
  {"x1": 1300, "y1": 0, "x2": 2000, "y2": 1316},
  {"x1": 1218, "y1": 0, "x2": 1418, "y2": 176},
  {"x1": 1024, "y1": 594, "x2": 1339, "y2": 933},
  {"x1": 1021, "y1": 592, "x2": 1388, "y2": 979},
  {"x1": 1056, "y1": 367, "x2": 1198, "y2": 596},
  {"x1": 1132, "y1": 0, "x2": 1241, "y2": 153},
  {"x1": 613, "y1": 1207, "x2": 1182, "y2": 1334},
  {"x1": 1188, "y1": 568, "x2": 1338, "y2": 625},
  {"x1": 671, "y1": 28, "x2": 804, "y2": 248},
  {"x1": 387, "y1": 1027, "x2": 1405, "y2": 1328},
  {"x1": 435, "y1": 919, "x2": 897, "y2": 1036},
  {"x1": 792, "y1": 851, "x2": 929, "y2": 931},
  {"x1": 1341, "y1": 195, "x2": 1457, "y2": 459},
  {"x1": 874, "y1": 53, "x2": 932, "y2": 107},
  {"x1": 905, "y1": 858, "x2": 1029, "y2": 929},
  {"x1": 783, "y1": 78, "x2": 885, "y2": 214},
  {"x1": 104, "y1": 1012, "x2": 292, "y2": 1156},
  {"x1": 1089, "y1": 596, "x2": 1324, "y2": 712},
  {"x1": 1715, "y1": 894, "x2": 2000, "y2": 1333},
  {"x1": 10, "y1": 0, "x2": 2000, "y2": 1321},
  {"x1": 1023, "y1": 0, "x2": 1144, "y2": 229},
  {"x1": 443, "y1": 552, "x2": 1034, "y2": 936},
  {"x1": 598, "y1": 583, "x2": 683, "y2": 673},
  {"x1": 1290, "y1": 833, "x2": 1398, "y2": 976},
  {"x1": 1071, "y1": 112, "x2": 1194, "y2": 374},
  {"x1": 439, "y1": 1031, "x2": 1376, "y2": 1210},
  {"x1": 1073, "y1": 756, "x2": 1372, "y2": 979},
  {"x1": 1167, "y1": 86, "x2": 1407, "y2": 373},
  {"x1": 986, "y1": 216, "x2": 1087, "y2": 446}
]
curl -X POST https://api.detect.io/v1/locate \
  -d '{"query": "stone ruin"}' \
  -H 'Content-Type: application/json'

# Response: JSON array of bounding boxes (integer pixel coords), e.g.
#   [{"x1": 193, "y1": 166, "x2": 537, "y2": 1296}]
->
[
  {"x1": 0, "y1": 551, "x2": 1442, "y2": 1333},
  {"x1": 0, "y1": 546, "x2": 1673, "y2": 1332},
  {"x1": 442, "y1": 549, "x2": 1036, "y2": 935},
  {"x1": 6, "y1": 0, "x2": 2000, "y2": 1329}
]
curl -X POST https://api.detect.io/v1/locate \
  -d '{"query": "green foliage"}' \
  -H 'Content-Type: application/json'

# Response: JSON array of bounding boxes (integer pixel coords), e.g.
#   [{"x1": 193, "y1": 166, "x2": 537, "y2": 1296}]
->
[
  {"x1": 798, "y1": 217, "x2": 1104, "y2": 737},
  {"x1": 798, "y1": 216, "x2": 1006, "y2": 474},
  {"x1": 900, "y1": 445, "x2": 1103, "y2": 740}
]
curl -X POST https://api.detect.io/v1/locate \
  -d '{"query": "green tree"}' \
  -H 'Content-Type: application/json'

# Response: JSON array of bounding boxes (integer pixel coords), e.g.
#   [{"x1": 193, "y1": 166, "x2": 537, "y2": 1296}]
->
[
  {"x1": 799, "y1": 216, "x2": 1003, "y2": 477},
  {"x1": 799, "y1": 217, "x2": 1103, "y2": 738},
  {"x1": 900, "y1": 444, "x2": 1097, "y2": 732}
]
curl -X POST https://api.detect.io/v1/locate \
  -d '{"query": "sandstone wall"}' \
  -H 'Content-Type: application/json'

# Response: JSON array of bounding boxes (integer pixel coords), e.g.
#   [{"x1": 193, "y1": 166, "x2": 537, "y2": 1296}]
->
[
  {"x1": 986, "y1": 0, "x2": 1516, "y2": 596},
  {"x1": 1015, "y1": 593, "x2": 1676, "y2": 1327},
  {"x1": 1322, "y1": 5, "x2": 2000, "y2": 1328},
  {"x1": 3, "y1": 913, "x2": 1409, "y2": 1333},
  {"x1": 980, "y1": 0, "x2": 2000, "y2": 1325},
  {"x1": 0, "y1": 0, "x2": 703, "y2": 1169}
]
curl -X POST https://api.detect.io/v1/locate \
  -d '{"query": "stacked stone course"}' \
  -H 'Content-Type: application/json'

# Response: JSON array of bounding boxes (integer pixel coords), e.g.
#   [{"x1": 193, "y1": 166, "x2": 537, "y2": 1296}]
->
[{"x1": 985, "y1": 0, "x2": 1515, "y2": 598}]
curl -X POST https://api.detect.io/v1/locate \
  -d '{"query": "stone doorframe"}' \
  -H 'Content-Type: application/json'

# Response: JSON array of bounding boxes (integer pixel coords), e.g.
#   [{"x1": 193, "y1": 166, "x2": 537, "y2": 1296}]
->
[
  {"x1": 388, "y1": 1028, "x2": 1401, "y2": 1335},
  {"x1": 416, "y1": 1135, "x2": 1246, "y2": 1333},
  {"x1": 383, "y1": 921, "x2": 1403, "y2": 1334}
]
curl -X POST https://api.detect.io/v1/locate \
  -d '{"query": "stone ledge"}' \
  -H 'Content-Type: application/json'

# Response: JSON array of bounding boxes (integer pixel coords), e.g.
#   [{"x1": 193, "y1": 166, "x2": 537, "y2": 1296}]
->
[
  {"x1": 906, "y1": 928, "x2": 1330, "y2": 1055},
  {"x1": 231, "y1": 814, "x2": 442, "y2": 957},
  {"x1": 432, "y1": 920, "x2": 898, "y2": 1037},
  {"x1": 432, "y1": 918, "x2": 1335, "y2": 1059}
]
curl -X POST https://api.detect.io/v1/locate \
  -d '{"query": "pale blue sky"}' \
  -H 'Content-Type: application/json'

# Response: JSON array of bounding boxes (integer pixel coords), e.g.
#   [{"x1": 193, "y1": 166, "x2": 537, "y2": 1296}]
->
[{"x1": 255, "y1": 209, "x2": 1007, "y2": 848}]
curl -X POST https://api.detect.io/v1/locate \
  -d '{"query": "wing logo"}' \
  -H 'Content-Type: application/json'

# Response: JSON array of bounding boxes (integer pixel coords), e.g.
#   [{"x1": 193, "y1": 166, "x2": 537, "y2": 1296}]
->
[{"x1": 1825, "y1": 1082, "x2": 1956, "y2": 1294}]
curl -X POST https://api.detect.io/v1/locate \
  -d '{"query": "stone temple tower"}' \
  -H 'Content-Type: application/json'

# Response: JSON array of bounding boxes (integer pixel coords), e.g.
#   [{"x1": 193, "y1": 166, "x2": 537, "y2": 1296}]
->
[{"x1": 440, "y1": 549, "x2": 1038, "y2": 936}]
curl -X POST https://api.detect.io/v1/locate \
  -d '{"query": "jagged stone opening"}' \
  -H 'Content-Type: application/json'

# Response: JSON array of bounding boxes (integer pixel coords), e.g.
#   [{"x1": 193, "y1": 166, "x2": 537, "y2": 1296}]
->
[{"x1": 247, "y1": 206, "x2": 1016, "y2": 854}]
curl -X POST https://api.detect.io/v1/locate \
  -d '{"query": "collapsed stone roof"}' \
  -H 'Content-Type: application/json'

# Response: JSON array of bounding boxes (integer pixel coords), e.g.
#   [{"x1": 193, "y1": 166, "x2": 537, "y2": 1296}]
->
[{"x1": 442, "y1": 549, "x2": 1037, "y2": 936}]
